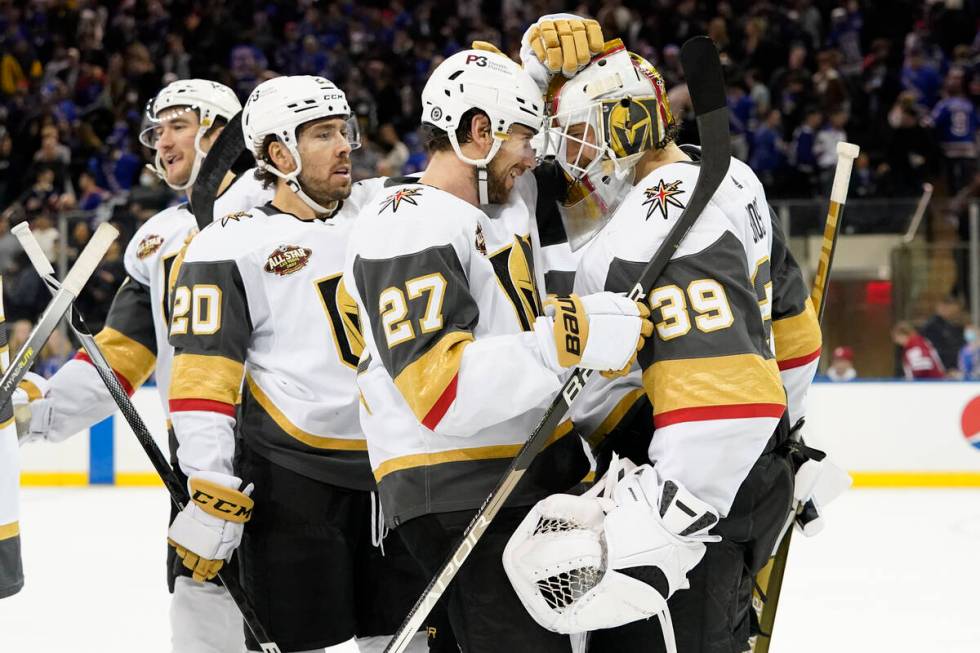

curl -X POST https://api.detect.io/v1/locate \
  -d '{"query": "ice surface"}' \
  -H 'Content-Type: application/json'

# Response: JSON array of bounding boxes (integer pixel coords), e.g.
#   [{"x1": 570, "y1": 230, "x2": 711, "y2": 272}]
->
[{"x1": 2, "y1": 487, "x2": 978, "y2": 652}]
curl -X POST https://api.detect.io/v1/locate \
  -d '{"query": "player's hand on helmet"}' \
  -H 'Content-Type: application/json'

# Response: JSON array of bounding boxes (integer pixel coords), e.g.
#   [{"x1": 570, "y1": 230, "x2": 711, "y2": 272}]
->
[
  {"x1": 167, "y1": 471, "x2": 254, "y2": 582},
  {"x1": 535, "y1": 292, "x2": 652, "y2": 374},
  {"x1": 520, "y1": 14, "x2": 604, "y2": 89},
  {"x1": 12, "y1": 372, "x2": 52, "y2": 444}
]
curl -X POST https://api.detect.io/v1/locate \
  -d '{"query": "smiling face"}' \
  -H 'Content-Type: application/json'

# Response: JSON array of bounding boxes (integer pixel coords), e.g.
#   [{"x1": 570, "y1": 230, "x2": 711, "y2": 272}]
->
[
  {"x1": 485, "y1": 124, "x2": 537, "y2": 204},
  {"x1": 149, "y1": 106, "x2": 203, "y2": 187},
  {"x1": 292, "y1": 117, "x2": 355, "y2": 204}
]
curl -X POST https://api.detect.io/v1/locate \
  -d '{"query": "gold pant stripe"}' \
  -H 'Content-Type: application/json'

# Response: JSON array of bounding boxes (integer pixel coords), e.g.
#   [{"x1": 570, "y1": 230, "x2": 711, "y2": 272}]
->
[
  {"x1": 0, "y1": 521, "x2": 19, "y2": 540},
  {"x1": 245, "y1": 374, "x2": 368, "y2": 451},
  {"x1": 374, "y1": 420, "x2": 573, "y2": 481}
]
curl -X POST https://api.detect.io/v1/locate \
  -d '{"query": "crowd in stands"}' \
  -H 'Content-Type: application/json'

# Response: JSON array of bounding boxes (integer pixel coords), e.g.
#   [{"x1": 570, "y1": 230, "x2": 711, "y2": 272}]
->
[{"x1": 1, "y1": 0, "x2": 978, "y2": 378}]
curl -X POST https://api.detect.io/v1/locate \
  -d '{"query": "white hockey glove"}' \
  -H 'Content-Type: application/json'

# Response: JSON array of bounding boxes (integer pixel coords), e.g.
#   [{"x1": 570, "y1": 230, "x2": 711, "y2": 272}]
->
[
  {"x1": 12, "y1": 372, "x2": 52, "y2": 444},
  {"x1": 503, "y1": 461, "x2": 719, "y2": 635},
  {"x1": 520, "y1": 14, "x2": 605, "y2": 92},
  {"x1": 167, "y1": 471, "x2": 254, "y2": 583},
  {"x1": 790, "y1": 455, "x2": 851, "y2": 538},
  {"x1": 534, "y1": 292, "x2": 652, "y2": 375}
]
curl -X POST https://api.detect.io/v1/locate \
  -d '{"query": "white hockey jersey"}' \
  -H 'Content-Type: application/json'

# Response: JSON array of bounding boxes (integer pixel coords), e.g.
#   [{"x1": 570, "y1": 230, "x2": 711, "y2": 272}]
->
[
  {"x1": 168, "y1": 179, "x2": 385, "y2": 488},
  {"x1": 345, "y1": 175, "x2": 587, "y2": 527},
  {"x1": 573, "y1": 155, "x2": 819, "y2": 515},
  {"x1": 25, "y1": 170, "x2": 273, "y2": 442}
]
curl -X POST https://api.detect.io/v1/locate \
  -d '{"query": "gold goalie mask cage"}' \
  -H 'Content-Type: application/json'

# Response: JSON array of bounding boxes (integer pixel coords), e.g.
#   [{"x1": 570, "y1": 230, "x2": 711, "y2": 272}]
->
[{"x1": 549, "y1": 44, "x2": 675, "y2": 250}]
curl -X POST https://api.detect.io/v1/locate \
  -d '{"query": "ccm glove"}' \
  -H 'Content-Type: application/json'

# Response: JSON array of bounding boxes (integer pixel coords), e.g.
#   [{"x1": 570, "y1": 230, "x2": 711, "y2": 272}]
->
[
  {"x1": 167, "y1": 471, "x2": 254, "y2": 582},
  {"x1": 12, "y1": 372, "x2": 51, "y2": 444},
  {"x1": 535, "y1": 292, "x2": 652, "y2": 374}
]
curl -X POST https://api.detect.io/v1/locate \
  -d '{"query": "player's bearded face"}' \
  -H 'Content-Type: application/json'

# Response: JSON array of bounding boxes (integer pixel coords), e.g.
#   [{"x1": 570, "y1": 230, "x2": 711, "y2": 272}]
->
[
  {"x1": 484, "y1": 124, "x2": 537, "y2": 204},
  {"x1": 153, "y1": 108, "x2": 202, "y2": 187},
  {"x1": 296, "y1": 117, "x2": 354, "y2": 204}
]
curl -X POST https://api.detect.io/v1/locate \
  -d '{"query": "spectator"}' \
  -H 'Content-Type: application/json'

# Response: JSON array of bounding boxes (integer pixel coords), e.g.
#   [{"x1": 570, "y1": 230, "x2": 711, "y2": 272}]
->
[
  {"x1": 788, "y1": 108, "x2": 822, "y2": 194},
  {"x1": 76, "y1": 170, "x2": 109, "y2": 212},
  {"x1": 920, "y1": 296, "x2": 965, "y2": 371},
  {"x1": 901, "y1": 47, "x2": 942, "y2": 109},
  {"x1": 827, "y1": 345, "x2": 857, "y2": 382},
  {"x1": 749, "y1": 110, "x2": 785, "y2": 187},
  {"x1": 851, "y1": 152, "x2": 878, "y2": 198},
  {"x1": 726, "y1": 78, "x2": 753, "y2": 162},
  {"x1": 930, "y1": 67, "x2": 979, "y2": 193},
  {"x1": 892, "y1": 321, "x2": 945, "y2": 380},
  {"x1": 0, "y1": 214, "x2": 19, "y2": 274},
  {"x1": 8, "y1": 320, "x2": 33, "y2": 360},
  {"x1": 376, "y1": 123, "x2": 409, "y2": 177},
  {"x1": 945, "y1": 172, "x2": 980, "y2": 301},
  {"x1": 882, "y1": 97, "x2": 936, "y2": 192},
  {"x1": 36, "y1": 328, "x2": 73, "y2": 379},
  {"x1": 814, "y1": 110, "x2": 848, "y2": 193},
  {"x1": 958, "y1": 323, "x2": 980, "y2": 380},
  {"x1": 812, "y1": 49, "x2": 849, "y2": 115}
]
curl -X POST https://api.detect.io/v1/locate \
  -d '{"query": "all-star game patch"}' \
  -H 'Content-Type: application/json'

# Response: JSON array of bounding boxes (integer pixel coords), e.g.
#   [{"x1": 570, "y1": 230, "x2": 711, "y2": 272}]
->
[
  {"x1": 136, "y1": 234, "x2": 165, "y2": 259},
  {"x1": 642, "y1": 179, "x2": 685, "y2": 221},
  {"x1": 264, "y1": 244, "x2": 312, "y2": 276},
  {"x1": 380, "y1": 187, "x2": 423, "y2": 213}
]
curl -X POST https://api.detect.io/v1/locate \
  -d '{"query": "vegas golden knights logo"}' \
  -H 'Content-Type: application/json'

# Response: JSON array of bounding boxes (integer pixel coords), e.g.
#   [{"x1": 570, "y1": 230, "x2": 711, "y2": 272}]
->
[
  {"x1": 316, "y1": 273, "x2": 364, "y2": 369},
  {"x1": 489, "y1": 235, "x2": 542, "y2": 331},
  {"x1": 603, "y1": 97, "x2": 658, "y2": 159}
]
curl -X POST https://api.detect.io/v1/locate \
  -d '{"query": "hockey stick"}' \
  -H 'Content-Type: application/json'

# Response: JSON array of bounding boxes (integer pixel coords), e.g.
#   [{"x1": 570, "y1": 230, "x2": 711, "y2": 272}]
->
[
  {"x1": 383, "y1": 35, "x2": 730, "y2": 653},
  {"x1": 190, "y1": 110, "x2": 246, "y2": 230},
  {"x1": 751, "y1": 141, "x2": 860, "y2": 653},
  {"x1": 0, "y1": 223, "x2": 117, "y2": 410},
  {"x1": 901, "y1": 182, "x2": 934, "y2": 244},
  {"x1": 12, "y1": 224, "x2": 282, "y2": 653}
]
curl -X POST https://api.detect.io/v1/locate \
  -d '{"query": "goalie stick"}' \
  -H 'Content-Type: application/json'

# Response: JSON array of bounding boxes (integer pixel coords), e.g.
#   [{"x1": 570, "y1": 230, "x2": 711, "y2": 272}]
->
[
  {"x1": 751, "y1": 141, "x2": 860, "y2": 653},
  {"x1": 12, "y1": 223, "x2": 282, "y2": 653},
  {"x1": 0, "y1": 223, "x2": 117, "y2": 410},
  {"x1": 383, "y1": 35, "x2": 731, "y2": 653},
  {"x1": 190, "y1": 110, "x2": 246, "y2": 230}
]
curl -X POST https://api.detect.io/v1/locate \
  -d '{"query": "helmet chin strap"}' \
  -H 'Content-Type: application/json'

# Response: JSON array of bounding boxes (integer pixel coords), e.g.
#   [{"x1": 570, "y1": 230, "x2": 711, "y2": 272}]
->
[
  {"x1": 153, "y1": 127, "x2": 209, "y2": 192},
  {"x1": 287, "y1": 178, "x2": 339, "y2": 216},
  {"x1": 448, "y1": 130, "x2": 504, "y2": 206},
  {"x1": 477, "y1": 165, "x2": 489, "y2": 205}
]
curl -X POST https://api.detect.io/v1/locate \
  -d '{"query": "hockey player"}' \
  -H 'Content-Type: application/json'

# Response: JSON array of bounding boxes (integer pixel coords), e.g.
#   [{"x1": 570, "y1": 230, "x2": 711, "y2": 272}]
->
[
  {"x1": 0, "y1": 285, "x2": 22, "y2": 600},
  {"x1": 13, "y1": 79, "x2": 273, "y2": 653},
  {"x1": 165, "y1": 75, "x2": 429, "y2": 653},
  {"x1": 343, "y1": 48, "x2": 652, "y2": 651},
  {"x1": 503, "y1": 44, "x2": 822, "y2": 653}
]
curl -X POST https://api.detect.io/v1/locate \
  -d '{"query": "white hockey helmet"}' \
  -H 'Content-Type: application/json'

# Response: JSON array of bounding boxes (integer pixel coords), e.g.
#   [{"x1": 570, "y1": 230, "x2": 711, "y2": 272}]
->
[
  {"x1": 548, "y1": 41, "x2": 676, "y2": 249},
  {"x1": 421, "y1": 49, "x2": 545, "y2": 204},
  {"x1": 139, "y1": 79, "x2": 241, "y2": 191},
  {"x1": 242, "y1": 75, "x2": 360, "y2": 214}
]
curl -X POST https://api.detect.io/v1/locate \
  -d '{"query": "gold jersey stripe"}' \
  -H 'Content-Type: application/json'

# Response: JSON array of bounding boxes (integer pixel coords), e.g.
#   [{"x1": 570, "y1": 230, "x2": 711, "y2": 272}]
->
[
  {"x1": 93, "y1": 327, "x2": 157, "y2": 390},
  {"x1": 585, "y1": 388, "x2": 645, "y2": 447},
  {"x1": 393, "y1": 330, "x2": 474, "y2": 423},
  {"x1": 170, "y1": 353, "x2": 243, "y2": 405},
  {"x1": 643, "y1": 353, "x2": 785, "y2": 416},
  {"x1": 245, "y1": 374, "x2": 368, "y2": 451},
  {"x1": 374, "y1": 420, "x2": 573, "y2": 481},
  {"x1": 0, "y1": 521, "x2": 19, "y2": 540},
  {"x1": 773, "y1": 298, "x2": 823, "y2": 362},
  {"x1": 0, "y1": 416, "x2": 13, "y2": 430}
]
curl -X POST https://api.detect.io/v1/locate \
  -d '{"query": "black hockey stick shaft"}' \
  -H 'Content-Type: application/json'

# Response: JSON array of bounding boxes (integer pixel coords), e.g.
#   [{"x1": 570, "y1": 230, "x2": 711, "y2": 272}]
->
[
  {"x1": 752, "y1": 141, "x2": 859, "y2": 653},
  {"x1": 190, "y1": 111, "x2": 246, "y2": 230},
  {"x1": 0, "y1": 223, "x2": 117, "y2": 410},
  {"x1": 384, "y1": 35, "x2": 730, "y2": 653},
  {"x1": 12, "y1": 225, "x2": 282, "y2": 653}
]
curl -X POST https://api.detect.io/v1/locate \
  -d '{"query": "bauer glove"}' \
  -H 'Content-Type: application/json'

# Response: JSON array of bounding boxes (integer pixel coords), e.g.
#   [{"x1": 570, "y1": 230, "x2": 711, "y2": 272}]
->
[
  {"x1": 534, "y1": 292, "x2": 652, "y2": 374},
  {"x1": 168, "y1": 471, "x2": 254, "y2": 582}
]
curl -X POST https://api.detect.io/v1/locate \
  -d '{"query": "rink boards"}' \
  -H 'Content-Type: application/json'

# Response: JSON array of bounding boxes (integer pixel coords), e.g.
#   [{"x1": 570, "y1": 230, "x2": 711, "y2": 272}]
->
[{"x1": 17, "y1": 380, "x2": 980, "y2": 487}]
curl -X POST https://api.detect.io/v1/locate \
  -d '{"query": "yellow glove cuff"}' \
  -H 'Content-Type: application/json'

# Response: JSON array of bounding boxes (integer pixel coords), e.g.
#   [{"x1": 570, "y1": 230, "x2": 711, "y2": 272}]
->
[{"x1": 188, "y1": 477, "x2": 254, "y2": 523}]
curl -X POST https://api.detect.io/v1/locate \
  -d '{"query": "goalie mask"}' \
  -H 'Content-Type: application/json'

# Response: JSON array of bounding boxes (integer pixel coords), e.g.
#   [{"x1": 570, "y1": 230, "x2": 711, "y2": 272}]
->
[
  {"x1": 548, "y1": 41, "x2": 675, "y2": 249},
  {"x1": 139, "y1": 79, "x2": 242, "y2": 191}
]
